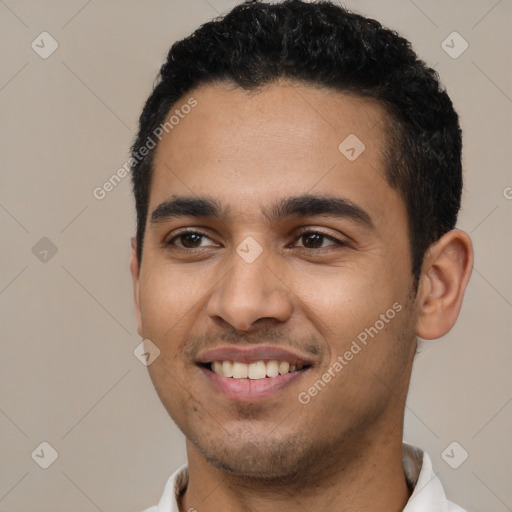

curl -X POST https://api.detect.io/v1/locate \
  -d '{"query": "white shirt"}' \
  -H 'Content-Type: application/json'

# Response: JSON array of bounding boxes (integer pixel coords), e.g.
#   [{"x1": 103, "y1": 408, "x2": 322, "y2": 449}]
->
[{"x1": 142, "y1": 442, "x2": 467, "y2": 512}]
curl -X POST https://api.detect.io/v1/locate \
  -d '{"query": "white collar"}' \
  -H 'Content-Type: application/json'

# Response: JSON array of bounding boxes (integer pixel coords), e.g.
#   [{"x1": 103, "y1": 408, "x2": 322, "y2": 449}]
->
[{"x1": 144, "y1": 443, "x2": 467, "y2": 512}]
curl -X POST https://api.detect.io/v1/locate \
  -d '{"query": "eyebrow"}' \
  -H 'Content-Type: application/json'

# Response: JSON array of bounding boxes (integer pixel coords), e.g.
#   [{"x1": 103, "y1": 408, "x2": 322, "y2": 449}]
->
[{"x1": 150, "y1": 194, "x2": 374, "y2": 230}]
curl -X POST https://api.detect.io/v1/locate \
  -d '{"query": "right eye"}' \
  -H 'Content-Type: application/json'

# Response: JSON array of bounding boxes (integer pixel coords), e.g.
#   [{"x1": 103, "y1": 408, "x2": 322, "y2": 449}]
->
[{"x1": 164, "y1": 230, "x2": 219, "y2": 249}]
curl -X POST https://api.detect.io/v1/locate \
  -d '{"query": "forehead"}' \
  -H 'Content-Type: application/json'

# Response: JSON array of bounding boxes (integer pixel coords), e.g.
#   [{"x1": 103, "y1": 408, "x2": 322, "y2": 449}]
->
[{"x1": 149, "y1": 81, "x2": 397, "y2": 222}]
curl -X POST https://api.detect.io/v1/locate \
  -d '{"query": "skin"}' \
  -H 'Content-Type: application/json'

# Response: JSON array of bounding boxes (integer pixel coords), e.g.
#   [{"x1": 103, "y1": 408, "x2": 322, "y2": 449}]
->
[{"x1": 130, "y1": 80, "x2": 473, "y2": 512}]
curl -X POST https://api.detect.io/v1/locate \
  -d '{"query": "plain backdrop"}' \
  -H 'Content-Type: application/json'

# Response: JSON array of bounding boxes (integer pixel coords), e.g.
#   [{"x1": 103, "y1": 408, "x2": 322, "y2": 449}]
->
[{"x1": 1, "y1": 1, "x2": 511, "y2": 510}]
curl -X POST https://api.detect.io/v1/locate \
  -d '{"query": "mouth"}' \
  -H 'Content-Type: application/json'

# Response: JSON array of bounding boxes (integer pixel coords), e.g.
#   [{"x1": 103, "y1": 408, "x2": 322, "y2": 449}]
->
[
  {"x1": 195, "y1": 346, "x2": 314, "y2": 401},
  {"x1": 200, "y1": 360, "x2": 311, "y2": 379}
]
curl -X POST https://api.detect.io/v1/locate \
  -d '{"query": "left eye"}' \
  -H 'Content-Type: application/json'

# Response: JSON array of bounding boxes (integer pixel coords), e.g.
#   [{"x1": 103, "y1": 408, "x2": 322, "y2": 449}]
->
[{"x1": 292, "y1": 231, "x2": 342, "y2": 249}]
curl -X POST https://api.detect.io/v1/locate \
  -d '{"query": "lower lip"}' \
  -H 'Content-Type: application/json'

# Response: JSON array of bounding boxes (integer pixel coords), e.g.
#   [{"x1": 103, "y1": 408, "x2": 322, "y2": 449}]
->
[{"x1": 199, "y1": 366, "x2": 308, "y2": 402}]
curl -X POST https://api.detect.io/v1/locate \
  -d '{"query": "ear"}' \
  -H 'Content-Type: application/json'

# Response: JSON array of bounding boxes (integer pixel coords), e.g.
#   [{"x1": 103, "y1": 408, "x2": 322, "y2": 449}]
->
[
  {"x1": 130, "y1": 237, "x2": 143, "y2": 338},
  {"x1": 415, "y1": 229, "x2": 473, "y2": 340}
]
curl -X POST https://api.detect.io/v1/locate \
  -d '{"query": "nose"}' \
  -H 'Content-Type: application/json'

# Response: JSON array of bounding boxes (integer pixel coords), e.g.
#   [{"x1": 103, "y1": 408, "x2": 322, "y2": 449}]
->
[{"x1": 206, "y1": 247, "x2": 293, "y2": 332}]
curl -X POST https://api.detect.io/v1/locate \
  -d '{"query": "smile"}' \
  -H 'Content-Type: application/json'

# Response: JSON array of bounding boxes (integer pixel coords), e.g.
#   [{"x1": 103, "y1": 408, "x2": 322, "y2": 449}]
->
[
  {"x1": 208, "y1": 360, "x2": 307, "y2": 379},
  {"x1": 195, "y1": 345, "x2": 315, "y2": 401}
]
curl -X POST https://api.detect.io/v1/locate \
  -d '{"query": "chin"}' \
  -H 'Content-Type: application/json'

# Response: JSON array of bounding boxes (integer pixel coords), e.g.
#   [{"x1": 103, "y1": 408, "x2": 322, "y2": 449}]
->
[{"x1": 190, "y1": 431, "x2": 315, "y2": 480}]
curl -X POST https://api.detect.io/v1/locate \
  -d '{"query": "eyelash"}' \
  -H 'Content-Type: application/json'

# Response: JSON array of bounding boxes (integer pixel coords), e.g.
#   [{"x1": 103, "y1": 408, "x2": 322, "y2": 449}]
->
[{"x1": 164, "y1": 228, "x2": 347, "y2": 251}]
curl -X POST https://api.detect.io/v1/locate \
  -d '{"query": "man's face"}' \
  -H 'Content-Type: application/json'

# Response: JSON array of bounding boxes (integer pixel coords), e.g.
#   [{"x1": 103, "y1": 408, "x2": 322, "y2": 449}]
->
[{"x1": 131, "y1": 82, "x2": 419, "y2": 478}]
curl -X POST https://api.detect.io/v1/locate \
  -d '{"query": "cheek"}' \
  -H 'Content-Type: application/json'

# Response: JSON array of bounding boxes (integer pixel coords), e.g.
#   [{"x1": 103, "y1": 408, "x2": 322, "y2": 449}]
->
[
  {"x1": 295, "y1": 258, "x2": 412, "y2": 388},
  {"x1": 298, "y1": 304, "x2": 413, "y2": 431},
  {"x1": 139, "y1": 261, "x2": 207, "y2": 335},
  {"x1": 293, "y1": 259, "x2": 403, "y2": 335}
]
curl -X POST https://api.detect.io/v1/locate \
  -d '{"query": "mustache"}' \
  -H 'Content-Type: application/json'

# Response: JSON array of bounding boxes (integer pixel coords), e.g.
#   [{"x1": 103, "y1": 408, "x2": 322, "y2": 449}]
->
[{"x1": 181, "y1": 324, "x2": 326, "y2": 360}]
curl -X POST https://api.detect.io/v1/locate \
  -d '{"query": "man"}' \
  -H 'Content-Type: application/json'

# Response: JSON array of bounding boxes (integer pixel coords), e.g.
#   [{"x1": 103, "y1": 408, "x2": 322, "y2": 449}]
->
[{"x1": 129, "y1": 1, "x2": 473, "y2": 510}]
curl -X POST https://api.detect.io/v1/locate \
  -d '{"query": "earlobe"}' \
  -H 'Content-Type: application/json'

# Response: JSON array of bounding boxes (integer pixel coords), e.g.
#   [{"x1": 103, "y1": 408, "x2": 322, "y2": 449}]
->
[
  {"x1": 130, "y1": 237, "x2": 143, "y2": 338},
  {"x1": 415, "y1": 229, "x2": 474, "y2": 340}
]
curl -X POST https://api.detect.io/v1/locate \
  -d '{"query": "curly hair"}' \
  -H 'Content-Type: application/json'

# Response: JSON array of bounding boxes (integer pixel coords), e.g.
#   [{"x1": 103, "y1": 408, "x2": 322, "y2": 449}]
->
[{"x1": 130, "y1": 0, "x2": 462, "y2": 290}]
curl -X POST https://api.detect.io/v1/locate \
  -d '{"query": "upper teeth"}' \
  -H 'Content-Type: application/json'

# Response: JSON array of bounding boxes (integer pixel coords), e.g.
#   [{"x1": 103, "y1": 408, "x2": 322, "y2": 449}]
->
[{"x1": 211, "y1": 360, "x2": 303, "y2": 379}]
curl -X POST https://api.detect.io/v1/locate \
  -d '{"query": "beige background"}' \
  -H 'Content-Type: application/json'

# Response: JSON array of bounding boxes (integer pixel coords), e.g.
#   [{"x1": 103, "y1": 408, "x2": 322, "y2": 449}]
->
[{"x1": 1, "y1": 0, "x2": 511, "y2": 510}]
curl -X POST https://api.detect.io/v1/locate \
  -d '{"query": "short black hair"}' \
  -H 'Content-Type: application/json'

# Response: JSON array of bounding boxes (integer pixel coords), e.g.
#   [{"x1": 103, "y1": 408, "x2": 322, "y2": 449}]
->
[{"x1": 130, "y1": 0, "x2": 462, "y2": 291}]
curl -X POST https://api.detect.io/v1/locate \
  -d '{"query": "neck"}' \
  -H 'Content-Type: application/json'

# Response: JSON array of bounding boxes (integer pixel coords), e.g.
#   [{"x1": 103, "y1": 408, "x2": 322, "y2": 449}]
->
[{"x1": 179, "y1": 428, "x2": 410, "y2": 512}]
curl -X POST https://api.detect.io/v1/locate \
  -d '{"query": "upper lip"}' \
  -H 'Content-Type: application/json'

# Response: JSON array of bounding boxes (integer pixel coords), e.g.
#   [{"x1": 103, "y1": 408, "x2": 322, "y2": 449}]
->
[{"x1": 195, "y1": 345, "x2": 316, "y2": 366}]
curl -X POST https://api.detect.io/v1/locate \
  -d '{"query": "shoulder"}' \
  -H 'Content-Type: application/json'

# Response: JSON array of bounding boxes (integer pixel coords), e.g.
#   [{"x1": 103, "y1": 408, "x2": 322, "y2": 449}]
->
[
  {"x1": 139, "y1": 464, "x2": 189, "y2": 512},
  {"x1": 402, "y1": 443, "x2": 468, "y2": 512}
]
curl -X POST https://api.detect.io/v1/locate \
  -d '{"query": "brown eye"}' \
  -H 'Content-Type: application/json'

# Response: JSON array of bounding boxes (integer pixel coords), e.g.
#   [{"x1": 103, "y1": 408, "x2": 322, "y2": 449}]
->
[
  {"x1": 301, "y1": 233, "x2": 324, "y2": 248},
  {"x1": 176, "y1": 233, "x2": 204, "y2": 248},
  {"x1": 294, "y1": 230, "x2": 343, "y2": 250},
  {"x1": 165, "y1": 230, "x2": 216, "y2": 249}
]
